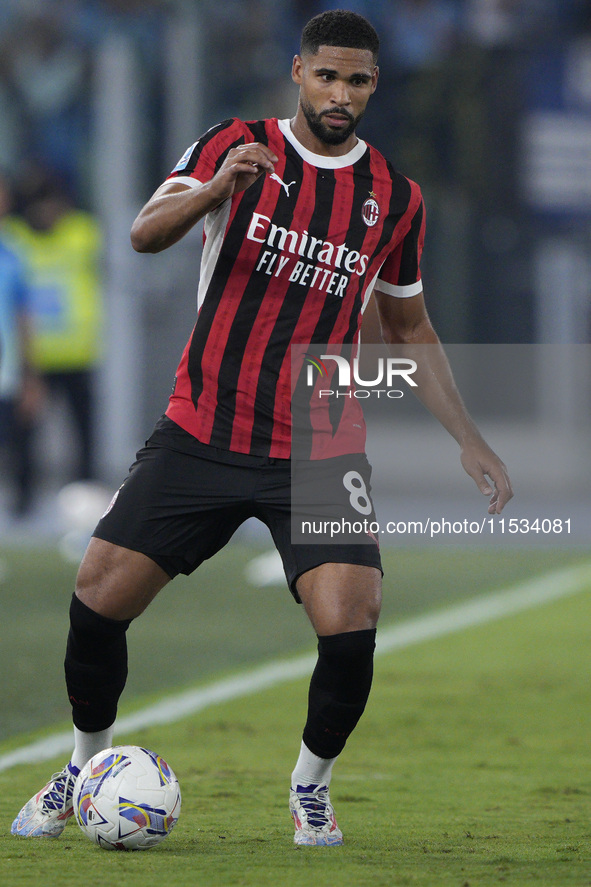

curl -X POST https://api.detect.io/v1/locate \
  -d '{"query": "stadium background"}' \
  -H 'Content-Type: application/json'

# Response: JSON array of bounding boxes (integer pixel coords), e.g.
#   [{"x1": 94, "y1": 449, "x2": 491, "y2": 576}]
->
[
  {"x1": 0, "y1": 0, "x2": 589, "y2": 725},
  {"x1": 0, "y1": 6, "x2": 591, "y2": 882}
]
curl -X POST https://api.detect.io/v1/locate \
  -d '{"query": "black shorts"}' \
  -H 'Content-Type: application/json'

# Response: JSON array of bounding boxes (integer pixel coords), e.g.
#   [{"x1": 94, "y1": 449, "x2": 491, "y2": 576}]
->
[{"x1": 94, "y1": 418, "x2": 382, "y2": 602}]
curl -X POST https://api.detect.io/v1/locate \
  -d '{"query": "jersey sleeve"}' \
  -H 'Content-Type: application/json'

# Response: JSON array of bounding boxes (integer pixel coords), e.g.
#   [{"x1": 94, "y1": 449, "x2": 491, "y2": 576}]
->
[
  {"x1": 375, "y1": 186, "x2": 426, "y2": 298},
  {"x1": 166, "y1": 118, "x2": 249, "y2": 189}
]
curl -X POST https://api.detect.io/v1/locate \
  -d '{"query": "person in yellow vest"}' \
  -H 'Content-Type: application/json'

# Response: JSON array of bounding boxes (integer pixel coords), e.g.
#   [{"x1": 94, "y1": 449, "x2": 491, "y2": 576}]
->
[{"x1": 3, "y1": 165, "x2": 102, "y2": 513}]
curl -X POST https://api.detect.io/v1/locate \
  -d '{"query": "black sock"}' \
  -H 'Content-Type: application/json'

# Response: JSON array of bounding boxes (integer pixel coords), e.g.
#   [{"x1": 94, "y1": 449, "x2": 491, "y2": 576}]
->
[
  {"x1": 303, "y1": 628, "x2": 376, "y2": 759},
  {"x1": 64, "y1": 593, "x2": 131, "y2": 732}
]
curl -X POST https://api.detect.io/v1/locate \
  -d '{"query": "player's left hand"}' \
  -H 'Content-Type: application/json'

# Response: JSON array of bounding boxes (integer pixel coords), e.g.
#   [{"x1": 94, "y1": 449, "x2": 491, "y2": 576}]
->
[{"x1": 460, "y1": 439, "x2": 513, "y2": 514}]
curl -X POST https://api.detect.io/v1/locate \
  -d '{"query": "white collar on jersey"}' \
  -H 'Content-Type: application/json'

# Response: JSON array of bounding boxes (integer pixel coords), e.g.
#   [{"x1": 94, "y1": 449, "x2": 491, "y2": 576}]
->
[{"x1": 277, "y1": 118, "x2": 367, "y2": 169}]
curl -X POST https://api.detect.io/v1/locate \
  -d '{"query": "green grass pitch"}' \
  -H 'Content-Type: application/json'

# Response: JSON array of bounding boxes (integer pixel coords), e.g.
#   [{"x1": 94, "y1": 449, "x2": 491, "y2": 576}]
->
[{"x1": 0, "y1": 544, "x2": 590, "y2": 885}]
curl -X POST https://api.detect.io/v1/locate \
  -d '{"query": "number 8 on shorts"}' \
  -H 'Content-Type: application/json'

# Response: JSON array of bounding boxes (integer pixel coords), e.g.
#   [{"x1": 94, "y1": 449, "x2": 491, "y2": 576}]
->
[{"x1": 343, "y1": 470, "x2": 373, "y2": 516}]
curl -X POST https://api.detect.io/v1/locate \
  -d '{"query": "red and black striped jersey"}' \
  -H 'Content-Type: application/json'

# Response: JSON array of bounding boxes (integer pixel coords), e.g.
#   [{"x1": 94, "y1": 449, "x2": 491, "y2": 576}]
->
[{"x1": 164, "y1": 117, "x2": 425, "y2": 458}]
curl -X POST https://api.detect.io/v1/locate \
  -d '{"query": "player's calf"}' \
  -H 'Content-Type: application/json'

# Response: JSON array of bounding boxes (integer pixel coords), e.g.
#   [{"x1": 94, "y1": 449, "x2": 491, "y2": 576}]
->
[
  {"x1": 65, "y1": 593, "x2": 131, "y2": 732},
  {"x1": 303, "y1": 628, "x2": 376, "y2": 758}
]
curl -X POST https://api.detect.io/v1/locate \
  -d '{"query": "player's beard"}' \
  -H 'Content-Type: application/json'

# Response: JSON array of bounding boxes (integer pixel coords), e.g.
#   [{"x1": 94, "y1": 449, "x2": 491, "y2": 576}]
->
[{"x1": 300, "y1": 96, "x2": 364, "y2": 146}]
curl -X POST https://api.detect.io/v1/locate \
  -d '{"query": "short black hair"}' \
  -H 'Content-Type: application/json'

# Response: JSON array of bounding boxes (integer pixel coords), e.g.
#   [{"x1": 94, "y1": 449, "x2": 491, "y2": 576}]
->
[{"x1": 301, "y1": 9, "x2": 379, "y2": 63}]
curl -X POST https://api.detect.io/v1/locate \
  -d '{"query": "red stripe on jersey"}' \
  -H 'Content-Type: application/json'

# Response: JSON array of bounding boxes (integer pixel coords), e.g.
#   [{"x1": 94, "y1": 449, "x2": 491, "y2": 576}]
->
[
  {"x1": 229, "y1": 123, "x2": 306, "y2": 452},
  {"x1": 203, "y1": 125, "x2": 257, "y2": 244},
  {"x1": 268, "y1": 164, "x2": 356, "y2": 458},
  {"x1": 168, "y1": 188, "x2": 244, "y2": 435},
  {"x1": 192, "y1": 126, "x2": 286, "y2": 446},
  {"x1": 193, "y1": 218, "x2": 276, "y2": 444},
  {"x1": 168, "y1": 122, "x2": 255, "y2": 436},
  {"x1": 329, "y1": 146, "x2": 395, "y2": 347},
  {"x1": 167, "y1": 118, "x2": 249, "y2": 186},
  {"x1": 417, "y1": 192, "x2": 426, "y2": 264},
  {"x1": 169, "y1": 324, "x2": 196, "y2": 411},
  {"x1": 368, "y1": 174, "x2": 423, "y2": 293},
  {"x1": 304, "y1": 149, "x2": 397, "y2": 459}
]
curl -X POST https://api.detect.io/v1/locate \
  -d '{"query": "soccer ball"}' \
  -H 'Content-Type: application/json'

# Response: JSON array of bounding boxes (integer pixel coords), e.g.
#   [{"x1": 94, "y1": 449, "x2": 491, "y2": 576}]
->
[{"x1": 73, "y1": 745, "x2": 181, "y2": 850}]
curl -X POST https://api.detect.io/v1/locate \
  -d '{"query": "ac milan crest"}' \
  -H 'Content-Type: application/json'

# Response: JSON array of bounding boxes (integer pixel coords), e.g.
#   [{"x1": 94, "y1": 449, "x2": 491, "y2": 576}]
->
[{"x1": 362, "y1": 194, "x2": 380, "y2": 227}]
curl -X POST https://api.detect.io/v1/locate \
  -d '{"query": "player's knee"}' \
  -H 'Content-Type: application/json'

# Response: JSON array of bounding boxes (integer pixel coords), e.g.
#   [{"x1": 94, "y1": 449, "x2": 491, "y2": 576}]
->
[
  {"x1": 361, "y1": 587, "x2": 382, "y2": 627},
  {"x1": 332, "y1": 584, "x2": 382, "y2": 633},
  {"x1": 298, "y1": 563, "x2": 382, "y2": 633},
  {"x1": 75, "y1": 538, "x2": 117, "y2": 610},
  {"x1": 75, "y1": 538, "x2": 168, "y2": 620}
]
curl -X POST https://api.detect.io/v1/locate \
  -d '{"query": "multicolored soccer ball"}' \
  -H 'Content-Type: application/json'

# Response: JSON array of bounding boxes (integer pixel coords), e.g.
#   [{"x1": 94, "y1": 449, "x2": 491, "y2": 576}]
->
[{"x1": 73, "y1": 745, "x2": 181, "y2": 850}]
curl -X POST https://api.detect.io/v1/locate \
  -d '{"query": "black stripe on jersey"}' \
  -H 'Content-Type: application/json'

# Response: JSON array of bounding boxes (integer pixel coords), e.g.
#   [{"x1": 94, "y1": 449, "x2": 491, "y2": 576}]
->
[
  {"x1": 327, "y1": 154, "x2": 376, "y2": 438},
  {"x1": 340, "y1": 161, "x2": 413, "y2": 346},
  {"x1": 209, "y1": 119, "x2": 268, "y2": 176},
  {"x1": 267, "y1": 166, "x2": 338, "y2": 457},
  {"x1": 296, "y1": 149, "x2": 376, "y2": 442},
  {"x1": 207, "y1": 122, "x2": 298, "y2": 450},
  {"x1": 213, "y1": 138, "x2": 245, "y2": 174},
  {"x1": 367, "y1": 159, "x2": 408, "y2": 276},
  {"x1": 367, "y1": 158, "x2": 412, "y2": 267},
  {"x1": 186, "y1": 124, "x2": 270, "y2": 414},
  {"x1": 385, "y1": 158, "x2": 414, "y2": 217},
  {"x1": 171, "y1": 119, "x2": 236, "y2": 178},
  {"x1": 186, "y1": 134, "x2": 250, "y2": 412},
  {"x1": 397, "y1": 195, "x2": 424, "y2": 285},
  {"x1": 243, "y1": 120, "x2": 270, "y2": 145},
  {"x1": 187, "y1": 122, "x2": 269, "y2": 421},
  {"x1": 313, "y1": 147, "x2": 375, "y2": 349}
]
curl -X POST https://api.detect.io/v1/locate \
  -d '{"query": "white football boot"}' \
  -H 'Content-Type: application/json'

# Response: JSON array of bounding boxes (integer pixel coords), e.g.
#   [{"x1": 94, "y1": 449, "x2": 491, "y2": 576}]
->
[
  {"x1": 11, "y1": 763, "x2": 79, "y2": 838},
  {"x1": 289, "y1": 783, "x2": 343, "y2": 846}
]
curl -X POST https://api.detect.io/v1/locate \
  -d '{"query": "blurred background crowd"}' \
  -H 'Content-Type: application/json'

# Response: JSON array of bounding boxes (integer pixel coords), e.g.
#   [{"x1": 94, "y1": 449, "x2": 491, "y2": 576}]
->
[{"x1": 0, "y1": 0, "x2": 590, "y2": 532}]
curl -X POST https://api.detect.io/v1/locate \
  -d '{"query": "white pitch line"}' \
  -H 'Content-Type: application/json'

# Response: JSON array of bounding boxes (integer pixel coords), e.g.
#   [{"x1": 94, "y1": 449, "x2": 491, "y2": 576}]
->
[{"x1": 1, "y1": 560, "x2": 590, "y2": 774}]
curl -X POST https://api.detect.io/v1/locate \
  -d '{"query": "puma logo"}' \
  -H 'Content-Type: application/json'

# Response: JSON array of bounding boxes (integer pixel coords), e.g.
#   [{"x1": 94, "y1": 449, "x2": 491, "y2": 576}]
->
[{"x1": 270, "y1": 172, "x2": 296, "y2": 197}]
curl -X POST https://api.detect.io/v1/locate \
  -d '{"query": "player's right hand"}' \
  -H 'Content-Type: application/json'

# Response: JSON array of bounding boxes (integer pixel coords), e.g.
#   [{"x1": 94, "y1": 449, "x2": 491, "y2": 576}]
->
[
  {"x1": 213, "y1": 143, "x2": 278, "y2": 198},
  {"x1": 459, "y1": 440, "x2": 513, "y2": 514}
]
